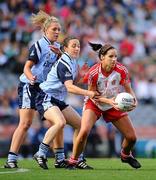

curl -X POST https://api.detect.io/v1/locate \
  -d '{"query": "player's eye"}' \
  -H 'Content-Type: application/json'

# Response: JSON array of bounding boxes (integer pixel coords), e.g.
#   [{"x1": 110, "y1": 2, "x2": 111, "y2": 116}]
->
[
  {"x1": 109, "y1": 55, "x2": 113, "y2": 58},
  {"x1": 52, "y1": 28, "x2": 61, "y2": 32}
]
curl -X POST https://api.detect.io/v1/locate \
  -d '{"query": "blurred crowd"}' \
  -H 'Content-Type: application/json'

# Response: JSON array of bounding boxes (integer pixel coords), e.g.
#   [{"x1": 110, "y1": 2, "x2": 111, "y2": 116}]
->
[{"x1": 0, "y1": 0, "x2": 156, "y2": 157}]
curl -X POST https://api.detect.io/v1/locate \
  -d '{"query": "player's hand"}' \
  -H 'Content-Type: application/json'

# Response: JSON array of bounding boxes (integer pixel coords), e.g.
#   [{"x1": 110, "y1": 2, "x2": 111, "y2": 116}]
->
[
  {"x1": 126, "y1": 98, "x2": 138, "y2": 112},
  {"x1": 49, "y1": 45, "x2": 62, "y2": 56},
  {"x1": 87, "y1": 91, "x2": 100, "y2": 99},
  {"x1": 106, "y1": 97, "x2": 121, "y2": 110},
  {"x1": 94, "y1": 96, "x2": 120, "y2": 110},
  {"x1": 79, "y1": 63, "x2": 90, "y2": 77},
  {"x1": 30, "y1": 75, "x2": 37, "y2": 85}
]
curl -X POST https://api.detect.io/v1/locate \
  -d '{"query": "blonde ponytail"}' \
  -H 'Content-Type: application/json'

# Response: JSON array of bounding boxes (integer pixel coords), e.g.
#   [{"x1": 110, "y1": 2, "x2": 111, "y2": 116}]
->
[{"x1": 30, "y1": 10, "x2": 59, "y2": 31}]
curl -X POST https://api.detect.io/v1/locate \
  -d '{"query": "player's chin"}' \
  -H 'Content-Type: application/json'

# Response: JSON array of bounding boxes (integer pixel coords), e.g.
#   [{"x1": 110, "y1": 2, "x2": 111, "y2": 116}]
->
[
  {"x1": 72, "y1": 54, "x2": 79, "y2": 59},
  {"x1": 111, "y1": 64, "x2": 116, "y2": 69},
  {"x1": 53, "y1": 36, "x2": 58, "y2": 41}
]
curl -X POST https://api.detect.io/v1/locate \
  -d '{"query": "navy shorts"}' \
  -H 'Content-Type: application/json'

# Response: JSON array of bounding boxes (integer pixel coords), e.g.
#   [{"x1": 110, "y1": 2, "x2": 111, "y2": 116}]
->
[
  {"x1": 36, "y1": 90, "x2": 69, "y2": 120},
  {"x1": 18, "y1": 82, "x2": 40, "y2": 109}
]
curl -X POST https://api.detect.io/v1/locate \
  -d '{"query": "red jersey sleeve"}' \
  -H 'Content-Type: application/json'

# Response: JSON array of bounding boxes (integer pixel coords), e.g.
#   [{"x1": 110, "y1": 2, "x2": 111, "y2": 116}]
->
[
  {"x1": 88, "y1": 72, "x2": 98, "y2": 86},
  {"x1": 120, "y1": 66, "x2": 130, "y2": 85},
  {"x1": 83, "y1": 63, "x2": 99, "y2": 86}
]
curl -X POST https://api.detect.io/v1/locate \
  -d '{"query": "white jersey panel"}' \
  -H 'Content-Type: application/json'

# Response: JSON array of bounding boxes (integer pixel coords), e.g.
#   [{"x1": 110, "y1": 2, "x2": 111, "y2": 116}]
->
[{"x1": 92, "y1": 67, "x2": 123, "y2": 111}]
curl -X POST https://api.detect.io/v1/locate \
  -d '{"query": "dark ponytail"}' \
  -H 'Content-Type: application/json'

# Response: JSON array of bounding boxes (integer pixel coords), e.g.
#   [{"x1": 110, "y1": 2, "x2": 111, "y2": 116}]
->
[
  {"x1": 89, "y1": 42, "x2": 115, "y2": 59},
  {"x1": 88, "y1": 42, "x2": 102, "y2": 51}
]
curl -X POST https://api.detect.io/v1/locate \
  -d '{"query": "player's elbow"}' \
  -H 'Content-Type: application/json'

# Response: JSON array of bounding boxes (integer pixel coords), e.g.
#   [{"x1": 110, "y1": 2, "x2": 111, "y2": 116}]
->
[
  {"x1": 66, "y1": 84, "x2": 74, "y2": 93},
  {"x1": 23, "y1": 66, "x2": 27, "y2": 75}
]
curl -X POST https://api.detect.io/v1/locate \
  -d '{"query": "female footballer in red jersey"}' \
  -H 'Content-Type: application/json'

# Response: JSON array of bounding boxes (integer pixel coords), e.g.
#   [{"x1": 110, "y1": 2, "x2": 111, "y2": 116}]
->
[{"x1": 68, "y1": 43, "x2": 141, "y2": 169}]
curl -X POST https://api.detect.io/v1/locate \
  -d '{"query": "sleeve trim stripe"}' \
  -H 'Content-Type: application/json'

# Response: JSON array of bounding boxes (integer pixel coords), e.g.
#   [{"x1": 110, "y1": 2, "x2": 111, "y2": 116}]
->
[
  {"x1": 35, "y1": 42, "x2": 41, "y2": 59},
  {"x1": 60, "y1": 59, "x2": 71, "y2": 72},
  {"x1": 37, "y1": 41, "x2": 41, "y2": 53}
]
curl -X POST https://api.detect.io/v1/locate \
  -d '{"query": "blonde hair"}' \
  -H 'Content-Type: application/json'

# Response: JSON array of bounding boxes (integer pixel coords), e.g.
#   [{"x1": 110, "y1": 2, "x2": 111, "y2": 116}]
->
[{"x1": 30, "y1": 10, "x2": 59, "y2": 32}]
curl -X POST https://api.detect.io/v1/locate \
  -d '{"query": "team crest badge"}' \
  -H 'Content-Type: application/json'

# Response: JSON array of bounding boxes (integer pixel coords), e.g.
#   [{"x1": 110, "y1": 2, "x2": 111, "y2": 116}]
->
[{"x1": 112, "y1": 79, "x2": 116, "y2": 85}]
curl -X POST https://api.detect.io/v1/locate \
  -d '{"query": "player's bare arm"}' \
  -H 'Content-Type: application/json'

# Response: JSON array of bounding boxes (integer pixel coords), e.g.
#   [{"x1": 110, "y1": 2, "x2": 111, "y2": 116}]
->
[
  {"x1": 124, "y1": 82, "x2": 138, "y2": 107},
  {"x1": 65, "y1": 80, "x2": 98, "y2": 98},
  {"x1": 24, "y1": 60, "x2": 37, "y2": 84}
]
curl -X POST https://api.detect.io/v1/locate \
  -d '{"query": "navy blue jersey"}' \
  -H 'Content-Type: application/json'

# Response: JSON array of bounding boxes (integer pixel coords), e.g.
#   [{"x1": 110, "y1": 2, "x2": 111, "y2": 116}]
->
[
  {"x1": 40, "y1": 53, "x2": 78, "y2": 101},
  {"x1": 20, "y1": 35, "x2": 60, "y2": 83}
]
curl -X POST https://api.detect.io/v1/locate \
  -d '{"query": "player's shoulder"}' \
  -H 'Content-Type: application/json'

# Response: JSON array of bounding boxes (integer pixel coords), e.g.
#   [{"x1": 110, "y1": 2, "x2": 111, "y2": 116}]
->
[
  {"x1": 57, "y1": 53, "x2": 72, "y2": 70},
  {"x1": 83, "y1": 63, "x2": 99, "y2": 83},
  {"x1": 60, "y1": 53, "x2": 72, "y2": 66},
  {"x1": 115, "y1": 62, "x2": 128, "y2": 74},
  {"x1": 88, "y1": 63, "x2": 100, "y2": 76}
]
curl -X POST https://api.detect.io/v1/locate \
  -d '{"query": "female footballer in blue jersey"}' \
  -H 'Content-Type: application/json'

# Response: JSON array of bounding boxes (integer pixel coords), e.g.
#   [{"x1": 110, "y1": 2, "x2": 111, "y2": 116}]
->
[
  {"x1": 33, "y1": 36, "x2": 99, "y2": 169},
  {"x1": 4, "y1": 10, "x2": 62, "y2": 168}
]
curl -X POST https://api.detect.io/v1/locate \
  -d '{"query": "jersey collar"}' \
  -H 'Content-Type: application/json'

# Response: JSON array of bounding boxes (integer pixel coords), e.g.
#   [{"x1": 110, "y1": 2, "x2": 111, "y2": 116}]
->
[
  {"x1": 43, "y1": 35, "x2": 53, "y2": 45},
  {"x1": 100, "y1": 63, "x2": 115, "y2": 77},
  {"x1": 63, "y1": 52, "x2": 73, "y2": 62}
]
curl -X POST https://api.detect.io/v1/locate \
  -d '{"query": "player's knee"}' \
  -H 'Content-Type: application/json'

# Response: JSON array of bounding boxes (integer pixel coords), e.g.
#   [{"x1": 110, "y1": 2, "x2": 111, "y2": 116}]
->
[
  {"x1": 19, "y1": 121, "x2": 32, "y2": 131},
  {"x1": 57, "y1": 120, "x2": 66, "y2": 129}
]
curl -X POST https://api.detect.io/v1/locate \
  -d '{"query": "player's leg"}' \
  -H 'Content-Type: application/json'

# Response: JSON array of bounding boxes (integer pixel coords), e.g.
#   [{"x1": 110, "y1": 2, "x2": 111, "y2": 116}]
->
[
  {"x1": 62, "y1": 106, "x2": 94, "y2": 169},
  {"x1": 52, "y1": 106, "x2": 80, "y2": 168},
  {"x1": 5, "y1": 109, "x2": 34, "y2": 168},
  {"x1": 5, "y1": 82, "x2": 37, "y2": 168},
  {"x1": 68, "y1": 109, "x2": 97, "y2": 169},
  {"x1": 34, "y1": 106, "x2": 66, "y2": 169},
  {"x1": 53, "y1": 129, "x2": 67, "y2": 168},
  {"x1": 112, "y1": 115, "x2": 141, "y2": 169},
  {"x1": 10, "y1": 109, "x2": 34, "y2": 153},
  {"x1": 62, "y1": 106, "x2": 80, "y2": 148}
]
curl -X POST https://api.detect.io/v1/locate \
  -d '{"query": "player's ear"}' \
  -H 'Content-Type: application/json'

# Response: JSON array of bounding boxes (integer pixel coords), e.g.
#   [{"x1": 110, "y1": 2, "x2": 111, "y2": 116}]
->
[
  {"x1": 63, "y1": 46, "x2": 67, "y2": 52},
  {"x1": 100, "y1": 54, "x2": 104, "y2": 61}
]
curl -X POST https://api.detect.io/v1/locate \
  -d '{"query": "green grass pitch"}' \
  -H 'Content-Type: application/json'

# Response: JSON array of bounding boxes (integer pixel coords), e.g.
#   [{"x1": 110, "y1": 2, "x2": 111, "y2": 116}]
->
[{"x1": 0, "y1": 158, "x2": 156, "y2": 180}]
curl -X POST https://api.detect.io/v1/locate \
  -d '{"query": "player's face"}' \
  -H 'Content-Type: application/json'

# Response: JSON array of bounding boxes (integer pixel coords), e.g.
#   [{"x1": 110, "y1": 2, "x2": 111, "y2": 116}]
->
[
  {"x1": 45, "y1": 22, "x2": 61, "y2": 42},
  {"x1": 101, "y1": 49, "x2": 117, "y2": 71},
  {"x1": 64, "y1": 39, "x2": 80, "y2": 59}
]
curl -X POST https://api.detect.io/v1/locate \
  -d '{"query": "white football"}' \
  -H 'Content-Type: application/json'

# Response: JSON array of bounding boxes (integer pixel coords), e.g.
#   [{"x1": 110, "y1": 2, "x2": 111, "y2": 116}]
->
[{"x1": 115, "y1": 92, "x2": 135, "y2": 112}]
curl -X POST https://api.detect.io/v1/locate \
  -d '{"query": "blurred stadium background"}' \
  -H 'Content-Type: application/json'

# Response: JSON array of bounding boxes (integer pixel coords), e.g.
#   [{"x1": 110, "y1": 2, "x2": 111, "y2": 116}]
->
[{"x1": 0, "y1": 0, "x2": 156, "y2": 159}]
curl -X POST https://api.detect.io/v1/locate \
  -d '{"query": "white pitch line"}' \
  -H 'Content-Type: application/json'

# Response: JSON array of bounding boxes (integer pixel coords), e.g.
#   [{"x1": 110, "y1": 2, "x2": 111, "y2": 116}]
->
[{"x1": 0, "y1": 168, "x2": 29, "y2": 174}]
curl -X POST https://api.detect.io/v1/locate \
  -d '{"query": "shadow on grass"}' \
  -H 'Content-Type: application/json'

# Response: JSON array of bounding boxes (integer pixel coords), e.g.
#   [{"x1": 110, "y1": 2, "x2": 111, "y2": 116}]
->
[{"x1": 94, "y1": 167, "x2": 156, "y2": 171}]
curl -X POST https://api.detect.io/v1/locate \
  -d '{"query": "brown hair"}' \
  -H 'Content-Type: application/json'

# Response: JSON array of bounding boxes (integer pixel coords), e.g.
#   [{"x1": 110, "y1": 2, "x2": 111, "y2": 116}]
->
[
  {"x1": 89, "y1": 42, "x2": 115, "y2": 59},
  {"x1": 61, "y1": 36, "x2": 79, "y2": 52}
]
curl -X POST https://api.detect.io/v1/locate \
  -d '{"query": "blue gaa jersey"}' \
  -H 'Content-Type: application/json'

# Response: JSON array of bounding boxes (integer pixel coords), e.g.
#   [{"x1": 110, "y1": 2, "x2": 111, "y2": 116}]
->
[
  {"x1": 40, "y1": 53, "x2": 78, "y2": 101},
  {"x1": 19, "y1": 35, "x2": 60, "y2": 83}
]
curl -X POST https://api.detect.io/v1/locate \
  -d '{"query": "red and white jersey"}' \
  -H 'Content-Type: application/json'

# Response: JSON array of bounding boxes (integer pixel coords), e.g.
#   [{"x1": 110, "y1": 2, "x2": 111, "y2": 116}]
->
[{"x1": 84, "y1": 62, "x2": 130, "y2": 111}]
